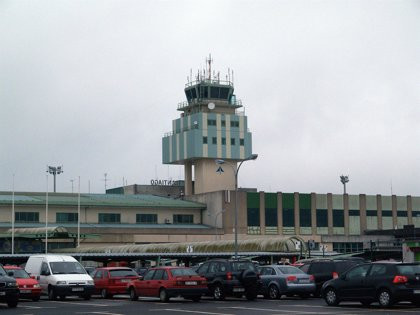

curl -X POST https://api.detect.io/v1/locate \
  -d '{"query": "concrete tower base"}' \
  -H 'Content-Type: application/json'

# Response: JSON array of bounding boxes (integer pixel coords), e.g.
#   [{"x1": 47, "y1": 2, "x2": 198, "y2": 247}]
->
[{"x1": 193, "y1": 159, "x2": 236, "y2": 195}]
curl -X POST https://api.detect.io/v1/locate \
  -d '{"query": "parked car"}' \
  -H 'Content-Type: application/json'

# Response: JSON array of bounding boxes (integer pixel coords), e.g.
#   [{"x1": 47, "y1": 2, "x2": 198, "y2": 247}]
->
[
  {"x1": 0, "y1": 264, "x2": 19, "y2": 307},
  {"x1": 93, "y1": 267, "x2": 139, "y2": 298},
  {"x1": 25, "y1": 255, "x2": 95, "y2": 300},
  {"x1": 84, "y1": 267, "x2": 96, "y2": 277},
  {"x1": 322, "y1": 262, "x2": 420, "y2": 307},
  {"x1": 196, "y1": 259, "x2": 260, "y2": 300},
  {"x1": 299, "y1": 259, "x2": 362, "y2": 296},
  {"x1": 134, "y1": 267, "x2": 148, "y2": 277},
  {"x1": 259, "y1": 265, "x2": 315, "y2": 299},
  {"x1": 3, "y1": 265, "x2": 41, "y2": 301},
  {"x1": 128, "y1": 267, "x2": 208, "y2": 302}
]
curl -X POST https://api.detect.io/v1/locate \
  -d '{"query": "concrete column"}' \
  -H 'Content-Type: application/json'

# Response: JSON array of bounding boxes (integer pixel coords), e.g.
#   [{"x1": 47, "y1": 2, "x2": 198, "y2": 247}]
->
[
  {"x1": 327, "y1": 193, "x2": 333, "y2": 235},
  {"x1": 277, "y1": 192, "x2": 283, "y2": 235},
  {"x1": 294, "y1": 192, "x2": 300, "y2": 235},
  {"x1": 392, "y1": 194, "x2": 397, "y2": 229},
  {"x1": 344, "y1": 193, "x2": 349, "y2": 236},
  {"x1": 360, "y1": 194, "x2": 367, "y2": 233},
  {"x1": 311, "y1": 193, "x2": 317, "y2": 235},
  {"x1": 184, "y1": 162, "x2": 193, "y2": 195},
  {"x1": 259, "y1": 191, "x2": 265, "y2": 235},
  {"x1": 377, "y1": 194, "x2": 383, "y2": 230},
  {"x1": 408, "y1": 195, "x2": 413, "y2": 225}
]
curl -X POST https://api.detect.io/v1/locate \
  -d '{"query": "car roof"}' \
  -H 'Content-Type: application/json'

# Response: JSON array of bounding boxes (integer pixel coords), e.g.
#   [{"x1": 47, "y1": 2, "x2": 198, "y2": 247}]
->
[
  {"x1": 150, "y1": 266, "x2": 190, "y2": 270},
  {"x1": 97, "y1": 267, "x2": 132, "y2": 270},
  {"x1": 3, "y1": 265, "x2": 21, "y2": 269}
]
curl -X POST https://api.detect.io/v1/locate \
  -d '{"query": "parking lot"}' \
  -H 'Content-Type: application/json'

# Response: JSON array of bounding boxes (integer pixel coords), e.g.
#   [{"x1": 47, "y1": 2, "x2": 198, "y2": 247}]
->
[{"x1": 1, "y1": 295, "x2": 419, "y2": 315}]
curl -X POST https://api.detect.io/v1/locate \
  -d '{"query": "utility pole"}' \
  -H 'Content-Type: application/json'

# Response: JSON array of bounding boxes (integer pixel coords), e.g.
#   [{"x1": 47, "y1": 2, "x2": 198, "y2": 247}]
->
[
  {"x1": 340, "y1": 175, "x2": 349, "y2": 194},
  {"x1": 47, "y1": 165, "x2": 63, "y2": 192}
]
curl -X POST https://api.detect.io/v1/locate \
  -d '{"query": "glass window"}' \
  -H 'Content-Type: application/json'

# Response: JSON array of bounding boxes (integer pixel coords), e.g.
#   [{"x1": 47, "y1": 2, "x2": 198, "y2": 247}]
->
[
  {"x1": 56, "y1": 212, "x2": 78, "y2": 223},
  {"x1": 230, "y1": 121, "x2": 239, "y2": 127},
  {"x1": 109, "y1": 269, "x2": 137, "y2": 277},
  {"x1": 208, "y1": 262, "x2": 218, "y2": 273},
  {"x1": 203, "y1": 136, "x2": 208, "y2": 144},
  {"x1": 136, "y1": 214, "x2": 157, "y2": 224},
  {"x1": 349, "y1": 210, "x2": 360, "y2": 216},
  {"x1": 278, "y1": 266, "x2": 304, "y2": 274},
  {"x1": 152, "y1": 269, "x2": 164, "y2": 280},
  {"x1": 310, "y1": 262, "x2": 334, "y2": 273},
  {"x1": 397, "y1": 211, "x2": 407, "y2": 217},
  {"x1": 144, "y1": 270, "x2": 155, "y2": 280},
  {"x1": 346, "y1": 265, "x2": 370, "y2": 280},
  {"x1": 316, "y1": 209, "x2": 328, "y2": 227},
  {"x1": 283, "y1": 208, "x2": 295, "y2": 227},
  {"x1": 41, "y1": 262, "x2": 49, "y2": 275},
  {"x1": 232, "y1": 261, "x2": 257, "y2": 272},
  {"x1": 8, "y1": 269, "x2": 30, "y2": 279},
  {"x1": 231, "y1": 138, "x2": 235, "y2": 145},
  {"x1": 366, "y1": 210, "x2": 377, "y2": 216},
  {"x1": 197, "y1": 263, "x2": 209, "y2": 274},
  {"x1": 396, "y1": 264, "x2": 420, "y2": 275},
  {"x1": 260, "y1": 267, "x2": 275, "y2": 276},
  {"x1": 221, "y1": 138, "x2": 226, "y2": 145},
  {"x1": 247, "y1": 208, "x2": 260, "y2": 227},
  {"x1": 300, "y1": 264, "x2": 309, "y2": 273},
  {"x1": 240, "y1": 138, "x2": 244, "y2": 146},
  {"x1": 265, "y1": 208, "x2": 277, "y2": 227},
  {"x1": 212, "y1": 137, "x2": 217, "y2": 145},
  {"x1": 382, "y1": 210, "x2": 393, "y2": 217},
  {"x1": 50, "y1": 261, "x2": 86, "y2": 275},
  {"x1": 300, "y1": 209, "x2": 311, "y2": 227},
  {"x1": 207, "y1": 119, "x2": 216, "y2": 126},
  {"x1": 170, "y1": 269, "x2": 198, "y2": 277},
  {"x1": 173, "y1": 214, "x2": 193, "y2": 224},
  {"x1": 98, "y1": 213, "x2": 121, "y2": 223},
  {"x1": 94, "y1": 270, "x2": 103, "y2": 279},
  {"x1": 333, "y1": 209, "x2": 344, "y2": 227},
  {"x1": 15, "y1": 212, "x2": 39, "y2": 223},
  {"x1": 221, "y1": 120, "x2": 226, "y2": 127},
  {"x1": 369, "y1": 264, "x2": 386, "y2": 276}
]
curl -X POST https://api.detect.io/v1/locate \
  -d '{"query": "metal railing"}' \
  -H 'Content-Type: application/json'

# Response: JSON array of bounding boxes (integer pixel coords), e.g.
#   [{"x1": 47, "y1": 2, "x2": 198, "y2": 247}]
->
[
  {"x1": 177, "y1": 98, "x2": 242, "y2": 110},
  {"x1": 185, "y1": 78, "x2": 233, "y2": 88}
]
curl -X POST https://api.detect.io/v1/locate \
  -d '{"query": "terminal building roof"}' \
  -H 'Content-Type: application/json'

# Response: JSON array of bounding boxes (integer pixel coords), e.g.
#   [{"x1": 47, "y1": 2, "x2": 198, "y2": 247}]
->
[{"x1": 0, "y1": 192, "x2": 206, "y2": 209}]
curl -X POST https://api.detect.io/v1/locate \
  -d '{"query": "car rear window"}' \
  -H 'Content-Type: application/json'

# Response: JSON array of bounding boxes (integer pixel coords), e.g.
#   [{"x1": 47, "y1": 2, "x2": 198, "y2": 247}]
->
[
  {"x1": 232, "y1": 261, "x2": 257, "y2": 272},
  {"x1": 277, "y1": 266, "x2": 304, "y2": 274},
  {"x1": 335, "y1": 261, "x2": 359, "y2": 273},
  {"x1": 8, "y1": 269, "x2": 30, "y2": 279},
  {"x1": 171, "y1": 268, "x2": 198, "y2": 277},
  {"x1": 396, "y1": 264, "x2": 420, "y2": 275},
  {"x1": 109, "y1": 269, "x2": 137, "y2": 277},
  {"x1": 310, "y1": 262, "x2": 334, "y2": 273}
]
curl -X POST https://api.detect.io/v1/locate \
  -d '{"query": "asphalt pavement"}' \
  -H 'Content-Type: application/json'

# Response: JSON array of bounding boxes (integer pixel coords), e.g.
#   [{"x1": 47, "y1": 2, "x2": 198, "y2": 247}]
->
[{"x1": 0, "y1": 295, "x2": 419, "y2": 315}]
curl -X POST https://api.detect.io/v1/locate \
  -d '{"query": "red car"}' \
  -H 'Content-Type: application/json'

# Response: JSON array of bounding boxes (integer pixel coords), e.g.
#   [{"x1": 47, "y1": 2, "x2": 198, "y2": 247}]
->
[
  {"x1": 93, "y1": 267, "x2": 139, "y2": 298},
  {"x1": 3, "y1": 266, "x2": 41, "y2": 301},
  {"x1": 127, "y1": 266, "x2": 208, "y2": 302}
]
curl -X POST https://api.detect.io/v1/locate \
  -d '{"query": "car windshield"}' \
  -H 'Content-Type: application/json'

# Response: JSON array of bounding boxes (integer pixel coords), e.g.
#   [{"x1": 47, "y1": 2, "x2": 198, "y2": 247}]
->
[
  {"x1": 109, "y1": 269, "x2": 137, "y2": 277},
  {"x1": 232, "y1": 261, "x2": 257, "y2": 272},
  {"x1": 50, "y1": 261, "x2": 86, "y2": 274},
  {"x1": 8, "y1": 269, "x2": 30, "y2": 279},
  {"x1": 397, "y1": 264, "x2": 420, "y2": 275},
  {"x1": 171, "y1": 268, "x2": 198, "y2": 277},
  {"x1": 277, "y1": 266, "x2": 305, "y2": 274}
]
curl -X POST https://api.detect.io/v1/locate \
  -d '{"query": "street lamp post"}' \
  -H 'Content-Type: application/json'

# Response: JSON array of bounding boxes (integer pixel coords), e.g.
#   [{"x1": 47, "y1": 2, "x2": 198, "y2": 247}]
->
[
  {"x1": 216, "y1": 154, "x2": 258, "y2": 260},
  {"x1": 47, "y1": 165, "x2": 63, "y2": 193},
  {"x1": 214, "y1": 209, "x2": 226, "y2": 241},
  {"x1": 340, "y1": 175, "x2": 349, "y2": 194}
]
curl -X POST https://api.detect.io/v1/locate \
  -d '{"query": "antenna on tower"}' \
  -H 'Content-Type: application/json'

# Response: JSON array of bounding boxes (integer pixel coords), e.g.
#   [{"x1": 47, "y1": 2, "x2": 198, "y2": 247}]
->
[
  {"x1": 232, "y1": 70, "x2": 234, "y2": 84},
  {"x1": 102, "y1": 173, "x2": 109, "y2": 192},
  {"x1": 228, "y1": 68, "x2": 231, "y2": 83},
  {"x1": 206, "y1": 54, "x2": 213, "y2": 80}
]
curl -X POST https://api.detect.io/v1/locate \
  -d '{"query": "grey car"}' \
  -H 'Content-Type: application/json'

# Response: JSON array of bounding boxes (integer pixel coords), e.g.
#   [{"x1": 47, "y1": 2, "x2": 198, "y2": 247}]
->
[{"x1": 259, "y1": 265, "x2": 316, "y2": 299}]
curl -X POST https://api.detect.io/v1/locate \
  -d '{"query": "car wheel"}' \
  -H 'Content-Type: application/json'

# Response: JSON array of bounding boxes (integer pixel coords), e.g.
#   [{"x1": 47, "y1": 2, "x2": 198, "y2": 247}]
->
[
  {"x1": 324, "y1": 287, "x2": 339, "y2": 306},
  {"x1": 160, "y1": 288, "x2": 169, "y2": 302},
  {"x1": 129, "y1": 287, "x2": 138, "y2": 301},
  {"x1": 101, "y1": 289, "x2": 109, "y2": 299},
  {"x1": 32, "y1": 296, "x2": 40, "y2": 302},
  {"x1": 7, "y1": 298, "x2": 18, "y2": 308},
  {"x1": 48, "y1": 287, "x2": 57, "y2": 301},
  {"x1": 268, "y1": 284, "x2": 280, "y2": 299},
  {"x1": 378, "y1": 289, "x2": 393, "y2": 307},
  {"x1": 245, "y1": 288, "x2": 257, "y2": 301},
  {"x1": 212, "y1": 284, "x2": 225, "y2": 301}
]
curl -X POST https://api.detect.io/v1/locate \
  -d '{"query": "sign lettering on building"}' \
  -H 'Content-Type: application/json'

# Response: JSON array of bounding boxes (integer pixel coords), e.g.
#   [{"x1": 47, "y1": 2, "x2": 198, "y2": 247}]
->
[{"x1": 150, "y1": 179, "x2": 182, "y2": 186}]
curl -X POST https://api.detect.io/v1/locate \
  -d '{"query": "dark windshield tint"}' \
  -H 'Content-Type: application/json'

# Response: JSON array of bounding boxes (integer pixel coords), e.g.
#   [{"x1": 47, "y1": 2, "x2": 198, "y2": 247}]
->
[
  {"x1": 50, "y1": 262, "x2": 86, "y2": 274},
  {"x1": 232, "y1": 261, "x2": 257, "y2": 272},
  {"x1": 397, "y1": 264, "x2": 420, "y2": 275},
  {"x1": 277, "y1": 266, "x2": 304, "y2": 274},
  {"x1": 109, "y1": 269, "x2": 137, "y2": 277},
  {"x1": 310, "y1": 262, "x2": 334, "y2": 273},
  {"x1": 8, "y1": 269, "x2": 30, "y2": 278},
  {"x1": 171, "y1": 268, "x2": 198, "y2": 277},
  {"x1": 336, "y1": 261, "x2": 358, "y2": 273}
]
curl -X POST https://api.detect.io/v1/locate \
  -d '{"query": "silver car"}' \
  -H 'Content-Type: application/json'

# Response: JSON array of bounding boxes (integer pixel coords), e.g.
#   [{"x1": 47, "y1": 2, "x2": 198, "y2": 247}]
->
[{"x1": 259, "y1": 265, "x2": 315, "y2": 299}]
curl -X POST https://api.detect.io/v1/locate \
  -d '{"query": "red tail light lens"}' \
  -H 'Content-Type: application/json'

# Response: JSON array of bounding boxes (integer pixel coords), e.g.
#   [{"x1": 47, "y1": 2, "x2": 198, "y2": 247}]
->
[
  {"x1": 332, "y1": 272, "x2": 339, "y2": 279},
  {"x1": 286, "y1": 275, "x2": 297, "y2": 283},
  {"x1": 393, "y1": 275, "x2": 408, "y2": 284},
  {"x1": 309, "y1": 275, "x2": 315, "y2": 282},
  {"x1": 226, "y1": 272, "x2": 232, "y2": 280}
]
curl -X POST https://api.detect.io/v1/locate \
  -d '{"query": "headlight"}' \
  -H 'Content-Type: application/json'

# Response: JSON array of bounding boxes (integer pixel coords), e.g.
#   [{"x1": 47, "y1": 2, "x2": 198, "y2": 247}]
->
[
  {"x1": 7, "y1": 282, "x2": 18, "y2": 287},
  {"x1": 56, "y1": 281, "x2": 67, "y2": 285},
  {"x1": 87, "y1": 280, "x2": 94, "y2": 285},
  {"x1": 33, "y1": 284, "x2": 40, "y2": 288}
]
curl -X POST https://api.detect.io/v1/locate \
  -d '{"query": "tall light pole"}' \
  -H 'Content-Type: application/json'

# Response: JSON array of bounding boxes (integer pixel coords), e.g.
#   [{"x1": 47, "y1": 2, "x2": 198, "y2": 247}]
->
[
  {"x1": 214, "y1": 209, "x2": 226, "y2": 241},
  {"x1": 340, "y1": 175, "x2": 349, "y2": 194},
  {"x1": 216, "y1": 153, "x2": 258, "y2": 260},
  {"x1": 47, "y1": 165, "x2": 63, "y2": 193}
]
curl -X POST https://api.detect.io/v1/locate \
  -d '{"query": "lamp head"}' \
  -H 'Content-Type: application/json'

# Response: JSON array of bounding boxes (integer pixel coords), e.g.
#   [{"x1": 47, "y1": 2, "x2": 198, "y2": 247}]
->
[{"x1": 215, "y1": 159, "x2": 225, "y2": 165}]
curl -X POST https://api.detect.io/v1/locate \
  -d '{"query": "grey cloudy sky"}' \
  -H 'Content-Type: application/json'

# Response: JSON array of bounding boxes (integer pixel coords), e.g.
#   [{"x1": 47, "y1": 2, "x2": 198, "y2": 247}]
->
[{"x1": 1, "y1": 0, "x2": 419, "y2": 196}]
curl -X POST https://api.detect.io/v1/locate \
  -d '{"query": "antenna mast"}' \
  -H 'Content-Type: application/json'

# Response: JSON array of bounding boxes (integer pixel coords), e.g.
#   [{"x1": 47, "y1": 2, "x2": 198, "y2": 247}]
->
[{"x1": 206, "y1": 54, "x2": 213, "y2": 80}]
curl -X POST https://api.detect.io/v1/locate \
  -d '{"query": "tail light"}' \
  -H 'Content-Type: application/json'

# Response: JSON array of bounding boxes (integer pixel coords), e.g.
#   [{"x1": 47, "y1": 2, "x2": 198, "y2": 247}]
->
[
  {"x1": 309, "y1": 275, "x2": 315, "y2": 282},
  {"x1": 332, "y1": 272, "x2": 339, "y2": 279},
  {"x1": 200, "y1": 280, "x2": 207, "y2": 285},
  {"x1": 176, "y1": 280, "x2": 184, "y2": 285},
  {"x1": 226, "y1": 272, "x2": 233, "y2": 280},
  {"x1": 286, "y1": 275, "x2": 297, "y2": 283},
  {"x1": 393, "y1": 275, "x2": 408, "y2": 284}
]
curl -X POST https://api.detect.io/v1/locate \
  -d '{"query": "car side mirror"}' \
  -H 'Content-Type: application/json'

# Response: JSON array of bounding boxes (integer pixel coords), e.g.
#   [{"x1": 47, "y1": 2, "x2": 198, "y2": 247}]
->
[
  {"x1": 7, "y1": 271, "x2": 14, "y2": 277},
  {"x1": 41, "y1": 270, "x2": 50, "y2": 276},
  {"x1": 30, "y1": 275, "x2": 36, "y2": 280}
]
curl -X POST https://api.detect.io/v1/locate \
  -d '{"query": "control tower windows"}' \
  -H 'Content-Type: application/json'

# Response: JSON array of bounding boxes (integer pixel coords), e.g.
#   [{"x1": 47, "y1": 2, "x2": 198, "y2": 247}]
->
[
  {"x1": 212, "y1": 137, "x2": 217, "y2": 144},
  {"x1": 221, "y1": 138, "x2": 226, "y2": 145},
  {"x1": 231, "y1": 138, "x2": 235, "y2": 145},
  {"x1": 231, "y1": 121, "x2": 239, "y2": 127},
  {"x1": 221, "y1": 120, "x2": 226, "y2": 127},
  {"x1": 240, "y1": 139, "x2": 244, "y2": 146},
  {"x1": 208, "y1": 119, "x2": 216, "y2": 126},
  {"x1": 203, "y1": 136, "x2": 208, "y2": 144}
]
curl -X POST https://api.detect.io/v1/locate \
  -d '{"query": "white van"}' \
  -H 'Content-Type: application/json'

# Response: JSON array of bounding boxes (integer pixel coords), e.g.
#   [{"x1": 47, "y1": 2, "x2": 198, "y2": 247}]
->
[{"x1": 25, "y1": 255, "x2": 94, "y2": 300}]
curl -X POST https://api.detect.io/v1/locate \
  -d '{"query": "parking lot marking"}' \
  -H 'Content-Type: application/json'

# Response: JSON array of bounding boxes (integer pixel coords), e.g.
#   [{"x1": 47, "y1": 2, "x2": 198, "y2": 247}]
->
[
  {"x1": 155, "y1": 308, "x2": 233, "y2": 315},
  {"x1": 50, "y1": 300, "x2": 110, "y2": 307},
  {"x1": 75, "y1": 312, "x2": 124, "y2": 315},
  {"x1": 225, "y1": 306, "x2": 332, "y2": 314}
]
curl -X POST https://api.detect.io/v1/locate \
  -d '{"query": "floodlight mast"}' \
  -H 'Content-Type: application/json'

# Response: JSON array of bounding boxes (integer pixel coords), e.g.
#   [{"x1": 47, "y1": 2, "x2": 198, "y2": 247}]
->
[
  {"x1": 215, "y1": 153, "x2": 258, "y2": 260},
  {"x1": 47, "y1": 165, "x2": 63, "y2": 193},
  {"x1": 340, "y1": 175, "x2": 349, "y2": 194}
]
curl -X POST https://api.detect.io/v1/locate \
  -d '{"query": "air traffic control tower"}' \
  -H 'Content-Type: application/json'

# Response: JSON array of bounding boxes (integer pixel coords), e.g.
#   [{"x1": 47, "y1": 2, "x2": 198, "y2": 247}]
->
[{"x1": 162, "y1": 57, "x2": 253, "y2": 195}]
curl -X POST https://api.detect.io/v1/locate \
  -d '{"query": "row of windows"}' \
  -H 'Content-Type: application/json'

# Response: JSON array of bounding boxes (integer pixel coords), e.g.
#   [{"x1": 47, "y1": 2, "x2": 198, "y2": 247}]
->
[
  {"x1": 13, "y1": 212, "x2": 194, "y2": 224},
  {"x1": 207, "y1": 119, "x2": 240, "y2": 128},
  {"x1": 203, "y1": 137, "x2": 245, "y2": 146}
]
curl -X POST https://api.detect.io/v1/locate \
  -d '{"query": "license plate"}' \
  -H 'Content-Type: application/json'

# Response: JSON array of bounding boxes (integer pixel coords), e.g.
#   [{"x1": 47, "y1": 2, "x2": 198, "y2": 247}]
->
[
  {"x1": 185, "y1": 281, "x2": 197, "y2": 285},
  {"x1": 414, "y1": 290, "x2": 420, "y2": 294},
  {"x1": 20, "y1": 289, "x2": 31, "y2": 293},
  {"x1": 0, "y1": 292, "x2": 5, "y2": 296},
  {"x1": 72, "y1": 287, "x2": 84, "y2": 292},
  {"x1": 299, "y1": 279, "x2": 310, "y2": 283},
  {"x1": 233, "y1": 287, "x2": 245, "y2": 292}
]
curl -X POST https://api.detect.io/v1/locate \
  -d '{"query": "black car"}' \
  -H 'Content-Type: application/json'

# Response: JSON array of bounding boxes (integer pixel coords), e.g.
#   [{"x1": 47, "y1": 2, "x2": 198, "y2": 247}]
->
[
  {"x1": 196, "y1": 259, "x2": 260, "y2": 300},
  {"x1": 322, "y1": 262, "x2": 420, "y2": 307},
  {"x1": 0, "y1": 264, "x2": 19, "y2": 308},
  {"x1": 300, "y1": 259, "x2": 362, "y2": 296}
]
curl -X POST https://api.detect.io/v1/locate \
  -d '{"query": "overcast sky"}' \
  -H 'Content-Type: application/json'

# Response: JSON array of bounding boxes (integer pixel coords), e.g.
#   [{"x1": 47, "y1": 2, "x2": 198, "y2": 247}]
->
[{"x1": 1, "y1": 0, "x2": 419, "y2": 196}]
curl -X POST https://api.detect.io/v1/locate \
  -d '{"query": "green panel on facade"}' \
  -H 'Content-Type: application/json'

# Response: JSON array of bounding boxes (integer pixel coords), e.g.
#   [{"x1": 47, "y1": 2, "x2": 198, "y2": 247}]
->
[
  {"x1": 247, "y1": 192, "x2": 260, "y2": 208},
  {"x1": 282, "y1": 193, "x2": 294, "y2": 209},
  {"x1": 299, "y1": 194, "x2": 311, "y2": 209},
  {"x1": 264, "y1": 193, "x2": 277, "y2": 208}
]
